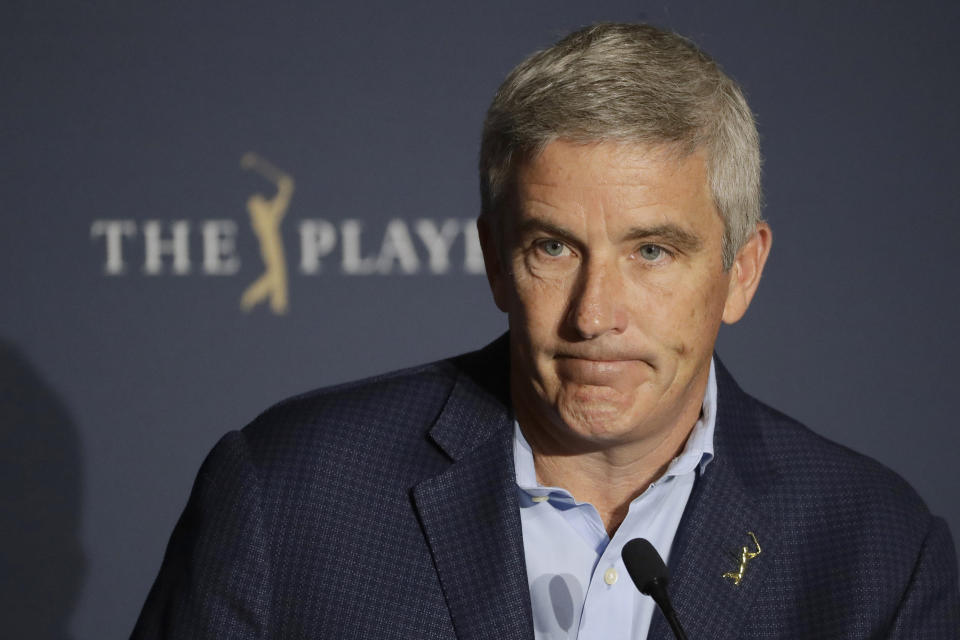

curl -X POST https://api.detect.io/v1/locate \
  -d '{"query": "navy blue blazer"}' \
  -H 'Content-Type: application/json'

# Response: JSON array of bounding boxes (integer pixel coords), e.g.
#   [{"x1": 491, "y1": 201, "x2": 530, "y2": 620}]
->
[{"x1": 133, "y1": 335, "x2": 960, "y2": 638}]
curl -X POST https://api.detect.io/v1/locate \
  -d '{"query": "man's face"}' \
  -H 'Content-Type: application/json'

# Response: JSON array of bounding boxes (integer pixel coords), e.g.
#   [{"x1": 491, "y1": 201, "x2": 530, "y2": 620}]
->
[{"x1": 482, "y1": 140, "x2": 765, "y2": 451}]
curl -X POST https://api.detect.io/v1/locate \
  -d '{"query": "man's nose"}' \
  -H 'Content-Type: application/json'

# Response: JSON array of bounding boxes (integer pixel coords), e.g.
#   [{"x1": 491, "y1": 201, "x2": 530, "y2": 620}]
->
[{"x1": 567, "y1": 258, "x2": 629, "y2": 339}]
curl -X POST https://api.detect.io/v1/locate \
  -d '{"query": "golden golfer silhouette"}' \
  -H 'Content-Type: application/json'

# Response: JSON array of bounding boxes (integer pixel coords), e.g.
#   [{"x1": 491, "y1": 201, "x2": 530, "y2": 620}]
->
[
  {"x1": 240, "y1": 152, "x2": 293, "y2": 315},
  {"x1": 723, "y1": 531, "x2": 762, "y2": 586}
]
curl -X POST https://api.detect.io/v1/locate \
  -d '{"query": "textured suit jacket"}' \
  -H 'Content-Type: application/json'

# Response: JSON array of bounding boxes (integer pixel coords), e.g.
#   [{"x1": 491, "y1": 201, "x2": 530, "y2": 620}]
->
[{"x1": 133, "y1": 335, "x2": 960, "y2": 639}]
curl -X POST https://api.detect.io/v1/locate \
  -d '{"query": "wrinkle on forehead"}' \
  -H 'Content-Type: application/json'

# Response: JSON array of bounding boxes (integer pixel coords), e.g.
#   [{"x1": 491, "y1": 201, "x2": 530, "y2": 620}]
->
[{"x1": 514, "y1": 141, "x2": 715, "y2": 242}]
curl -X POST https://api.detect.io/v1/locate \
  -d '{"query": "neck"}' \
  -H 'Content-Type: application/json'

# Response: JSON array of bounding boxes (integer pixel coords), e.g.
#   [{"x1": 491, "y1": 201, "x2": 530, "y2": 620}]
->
[{"x1": 516, "y1": 396, "x2": 703, "y2": 537}]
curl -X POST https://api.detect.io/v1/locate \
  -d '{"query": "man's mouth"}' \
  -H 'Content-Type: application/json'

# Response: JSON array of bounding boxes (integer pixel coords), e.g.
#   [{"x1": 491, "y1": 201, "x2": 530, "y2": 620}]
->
[{"x1": 554, "y1": 356, "x2": 643, "y2": 386}]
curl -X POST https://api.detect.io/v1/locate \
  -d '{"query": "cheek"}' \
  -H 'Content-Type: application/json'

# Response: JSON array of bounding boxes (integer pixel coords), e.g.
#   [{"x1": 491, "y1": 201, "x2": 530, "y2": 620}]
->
[
  {"x1": 682, "y1": 279, "x2": 730, "y2": 350},
  {"x1": 632, "y1": 274, "x2": 726, "y2": 355}
]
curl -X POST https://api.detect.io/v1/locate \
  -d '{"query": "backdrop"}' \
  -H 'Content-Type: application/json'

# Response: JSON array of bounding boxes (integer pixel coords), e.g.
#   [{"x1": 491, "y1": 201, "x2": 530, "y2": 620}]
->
[{"x1": 2, "y1": 2, "x2": 958, "y2": 638}]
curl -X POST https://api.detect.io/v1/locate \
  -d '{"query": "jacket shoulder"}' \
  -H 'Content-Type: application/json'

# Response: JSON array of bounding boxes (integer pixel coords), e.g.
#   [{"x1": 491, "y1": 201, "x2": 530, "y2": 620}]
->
[
  {"x1": 239, "y1": 358, "x2": 461, "y2": 466},
  {"x1": 715, "y1": 360, "x2": 930, "y2": 519},
  {"x1": 239, "y1": 335, "x2": 510, "y2": 460},
  {"x1": 756, "y1": 398, "x2": 926, "y2": 510}
]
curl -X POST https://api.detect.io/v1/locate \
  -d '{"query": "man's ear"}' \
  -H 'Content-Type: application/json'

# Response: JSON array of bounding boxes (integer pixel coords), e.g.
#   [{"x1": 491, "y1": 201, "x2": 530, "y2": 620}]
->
[
  {"x1": 478, "y1": 217, "x2": 510, "y2": 312},
  {"x1": 722, "y1": 222, "x2": 772, "y2": 324}
]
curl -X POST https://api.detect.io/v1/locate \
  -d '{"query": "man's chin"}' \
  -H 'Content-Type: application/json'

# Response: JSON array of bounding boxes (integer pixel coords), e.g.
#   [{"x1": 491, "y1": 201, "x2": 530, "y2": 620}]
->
[{"x1": 554, "y1": 396, "x2": 639, "y2": 440}]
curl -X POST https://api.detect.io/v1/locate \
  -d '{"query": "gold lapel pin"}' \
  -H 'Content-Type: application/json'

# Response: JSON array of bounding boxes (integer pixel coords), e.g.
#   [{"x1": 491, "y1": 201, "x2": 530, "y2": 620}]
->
[{"x1": 722, "y1": 531, "x2": 761, "y2": 586}]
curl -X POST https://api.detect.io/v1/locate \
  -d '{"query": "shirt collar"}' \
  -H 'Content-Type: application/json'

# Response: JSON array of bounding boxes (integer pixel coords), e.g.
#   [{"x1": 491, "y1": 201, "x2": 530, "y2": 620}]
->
[{"x1": 514, "y1": 357, "x2": 717, "y2": 494}]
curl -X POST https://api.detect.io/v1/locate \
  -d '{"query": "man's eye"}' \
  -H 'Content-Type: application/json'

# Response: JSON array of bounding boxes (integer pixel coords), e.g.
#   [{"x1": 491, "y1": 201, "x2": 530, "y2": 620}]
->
[
  {"x1": 539, "y1": 240, "x2": 567, "y2": 257},
  {"x1": 638, "y1": 244, "x2": 665, "y2": 261}
]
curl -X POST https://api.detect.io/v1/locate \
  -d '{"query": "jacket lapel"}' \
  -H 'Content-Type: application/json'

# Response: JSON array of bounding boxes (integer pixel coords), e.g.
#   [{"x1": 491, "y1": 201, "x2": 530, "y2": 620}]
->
[
  {"x1": 411, "y1": 338, "x2": 534, "y2": 640},
  {"x1": 649, "y1": 359, "x2": 777, "y2": 640}
]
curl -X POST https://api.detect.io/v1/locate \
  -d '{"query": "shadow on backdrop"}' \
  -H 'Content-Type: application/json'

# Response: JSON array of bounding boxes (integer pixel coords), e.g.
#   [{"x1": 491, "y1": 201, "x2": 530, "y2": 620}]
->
[{"x1": 0, "y1": 339, "x2": 84, "y2": 640}]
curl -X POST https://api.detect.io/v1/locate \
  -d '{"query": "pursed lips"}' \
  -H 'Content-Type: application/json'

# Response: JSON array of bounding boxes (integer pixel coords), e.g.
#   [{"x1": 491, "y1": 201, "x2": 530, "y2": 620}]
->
[
  {"x1": 553, "y1": 353, "x2": 652, "y2": 387},
  {"x1": 553, "y1": 349, "x2": 653, "y2": 363}
]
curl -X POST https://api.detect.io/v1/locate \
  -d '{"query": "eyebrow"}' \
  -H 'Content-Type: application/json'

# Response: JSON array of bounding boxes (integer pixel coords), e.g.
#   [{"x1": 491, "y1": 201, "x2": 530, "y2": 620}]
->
[
  {"x1": 623, "y1": 224, "x2": 703, "y2": 252},
  {"x1": 514, "y1": 218, "x2": 582, "y2": 247},
  {"x1": 514, "y1": 218, "x2": 704, "y2": 253}
]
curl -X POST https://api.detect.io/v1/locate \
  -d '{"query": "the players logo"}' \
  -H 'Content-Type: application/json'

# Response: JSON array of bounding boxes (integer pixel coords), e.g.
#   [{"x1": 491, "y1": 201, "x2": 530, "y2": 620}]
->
[{"x1": 89, "y1": 153, "x2": 484, "y2": 315}]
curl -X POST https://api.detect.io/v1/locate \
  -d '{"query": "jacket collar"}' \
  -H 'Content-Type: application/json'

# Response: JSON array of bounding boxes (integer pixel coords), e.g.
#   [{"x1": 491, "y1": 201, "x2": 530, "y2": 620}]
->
[{"x1": 426, "y1": 334, "x2": 512, "y2": 462}]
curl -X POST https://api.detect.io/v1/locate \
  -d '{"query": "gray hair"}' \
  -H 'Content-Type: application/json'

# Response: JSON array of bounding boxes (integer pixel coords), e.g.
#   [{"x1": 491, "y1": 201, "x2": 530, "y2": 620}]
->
[{"x1": 479, "y1": 23, "x2": 762, "y2": 269}]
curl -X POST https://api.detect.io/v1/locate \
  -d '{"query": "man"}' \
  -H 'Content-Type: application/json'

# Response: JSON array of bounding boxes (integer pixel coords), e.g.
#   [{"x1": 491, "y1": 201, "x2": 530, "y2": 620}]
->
[{"x1": 133, "y1": 23, "x2": 960, "y2": 639}]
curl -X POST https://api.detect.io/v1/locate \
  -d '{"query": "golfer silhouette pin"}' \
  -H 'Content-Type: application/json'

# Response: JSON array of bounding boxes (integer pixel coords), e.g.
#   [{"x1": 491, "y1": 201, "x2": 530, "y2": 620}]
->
[{"x1": 723, "y1": 531, "x2": 761, "y2": 586}]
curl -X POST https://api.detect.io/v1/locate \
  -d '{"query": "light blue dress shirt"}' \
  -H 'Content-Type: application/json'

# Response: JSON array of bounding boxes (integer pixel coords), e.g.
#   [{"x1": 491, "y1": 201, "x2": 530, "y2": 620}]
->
[{"x1": 514, "y1": 359, "x2": 717, "y2": 640}]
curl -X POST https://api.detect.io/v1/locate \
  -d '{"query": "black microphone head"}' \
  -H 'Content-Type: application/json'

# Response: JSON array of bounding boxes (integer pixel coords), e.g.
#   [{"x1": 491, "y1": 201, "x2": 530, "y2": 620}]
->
[
  {"x1": 622, "y1": 538, "x2": 669, "y2": 595},
  {"x1": 623, "y1": 539, "x2": 687, "y2": 640}
]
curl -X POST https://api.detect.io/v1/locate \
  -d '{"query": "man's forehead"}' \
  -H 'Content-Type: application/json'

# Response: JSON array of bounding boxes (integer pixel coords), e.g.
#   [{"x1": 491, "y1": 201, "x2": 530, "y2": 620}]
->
[
  {"x1": 512, "y1": 141, "x2": 714, "y2": 220},
  {"x1": 517, "y1": 139, "x2": 703, "y2": 186}
]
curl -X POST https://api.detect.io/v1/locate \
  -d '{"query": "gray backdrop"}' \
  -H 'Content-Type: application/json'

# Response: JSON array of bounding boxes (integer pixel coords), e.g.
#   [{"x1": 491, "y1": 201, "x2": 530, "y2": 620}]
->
[{"x1": 2, "y1": 2, "x2": 958, "y2": 638}]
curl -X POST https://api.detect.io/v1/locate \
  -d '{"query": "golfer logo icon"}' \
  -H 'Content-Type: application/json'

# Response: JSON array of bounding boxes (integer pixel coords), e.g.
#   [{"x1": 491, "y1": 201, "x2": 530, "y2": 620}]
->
[
  {"x1": 240, "y1": 152, "x2": 294, "y2": 315},
  {"x1": 723, "y1": 531, "x2": 761, "y2": 586}
]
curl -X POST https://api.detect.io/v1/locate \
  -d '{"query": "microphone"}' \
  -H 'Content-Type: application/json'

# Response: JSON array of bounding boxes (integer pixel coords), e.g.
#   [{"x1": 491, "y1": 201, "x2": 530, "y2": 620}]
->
[{"x1": 622, "y1": 538, "x2": 688, "y2": 640}]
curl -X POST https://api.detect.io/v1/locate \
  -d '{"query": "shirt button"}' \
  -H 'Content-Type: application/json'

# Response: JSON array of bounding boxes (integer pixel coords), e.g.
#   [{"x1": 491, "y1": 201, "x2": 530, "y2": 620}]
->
[{"x1": 603, "y1": 567, "x2": 618, "y2": 585}]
